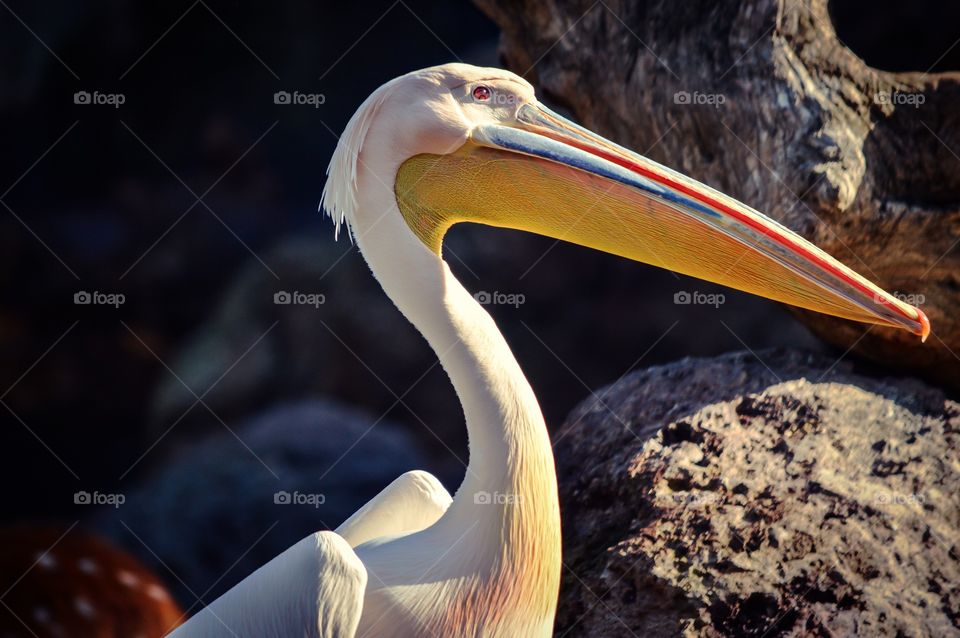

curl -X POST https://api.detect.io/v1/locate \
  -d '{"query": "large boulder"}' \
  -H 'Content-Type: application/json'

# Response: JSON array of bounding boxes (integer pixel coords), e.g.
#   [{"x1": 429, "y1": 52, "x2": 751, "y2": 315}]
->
[{"x1": 555, "y1": 348, "x2": 959, "y2": 636}]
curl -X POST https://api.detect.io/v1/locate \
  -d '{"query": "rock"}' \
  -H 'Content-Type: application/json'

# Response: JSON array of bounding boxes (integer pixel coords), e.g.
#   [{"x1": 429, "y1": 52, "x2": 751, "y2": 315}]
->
[
  {"x1": 554, "y1": 348, "x2": 959, "y2": 636},
  {"x1": 93, "y1": 399, "x2": 438, "y2": 605},
  {"x1": 473, "y1": 0, "x2": 960, "y2": 390}
]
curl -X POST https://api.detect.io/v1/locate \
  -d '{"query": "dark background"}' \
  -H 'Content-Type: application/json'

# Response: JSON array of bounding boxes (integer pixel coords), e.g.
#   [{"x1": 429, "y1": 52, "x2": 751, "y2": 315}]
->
[{"x1": 1, "y1": 0, "x2": 957, "y2": 609}]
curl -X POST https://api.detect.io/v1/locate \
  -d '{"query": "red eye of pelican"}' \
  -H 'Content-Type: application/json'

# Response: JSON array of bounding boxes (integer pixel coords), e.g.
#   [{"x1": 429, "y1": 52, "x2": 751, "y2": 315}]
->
[{"x1": 472, "y1": 85, "x2": 492, "y2": 101}]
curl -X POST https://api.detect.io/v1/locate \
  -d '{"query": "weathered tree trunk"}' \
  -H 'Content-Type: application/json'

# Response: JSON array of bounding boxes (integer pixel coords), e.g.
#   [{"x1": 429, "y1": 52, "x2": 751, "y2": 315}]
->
[{"x1": 474, "y1": 0, "x2": 960, "y2": 388}]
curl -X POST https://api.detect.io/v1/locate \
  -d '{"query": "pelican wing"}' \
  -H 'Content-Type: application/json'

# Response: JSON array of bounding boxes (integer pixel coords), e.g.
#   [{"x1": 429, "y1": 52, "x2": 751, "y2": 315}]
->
[
  {"x1": 336, "y1": 470, "x2": 452, "y2": 547},
  {"x1": 167, "y1": 531, "x2": 366, "y2": 638}
]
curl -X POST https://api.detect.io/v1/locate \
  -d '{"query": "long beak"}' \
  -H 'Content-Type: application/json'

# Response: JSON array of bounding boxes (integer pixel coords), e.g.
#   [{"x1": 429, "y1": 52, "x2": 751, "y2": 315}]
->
[{"x1": 394, "y1": 102, "x2": 929, "y2": 340}]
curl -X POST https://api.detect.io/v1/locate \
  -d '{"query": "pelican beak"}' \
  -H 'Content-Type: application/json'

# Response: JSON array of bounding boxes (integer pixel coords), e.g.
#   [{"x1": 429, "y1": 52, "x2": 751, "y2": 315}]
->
[{"x1": 394, "y1": 102, "x2": 929, "y2": 340}]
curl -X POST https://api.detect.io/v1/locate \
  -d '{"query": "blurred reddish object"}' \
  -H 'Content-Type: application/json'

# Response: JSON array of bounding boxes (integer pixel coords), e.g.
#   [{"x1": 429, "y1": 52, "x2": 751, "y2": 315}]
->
[{"x1": 0, "y1": 526, "x2": 182, "y2": 637}]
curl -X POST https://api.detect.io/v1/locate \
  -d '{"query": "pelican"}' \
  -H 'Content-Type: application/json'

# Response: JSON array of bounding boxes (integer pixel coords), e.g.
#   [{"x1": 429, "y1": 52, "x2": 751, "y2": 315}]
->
[{"x1": 170, "y1": 63, "x2": 928, "y2": 638}]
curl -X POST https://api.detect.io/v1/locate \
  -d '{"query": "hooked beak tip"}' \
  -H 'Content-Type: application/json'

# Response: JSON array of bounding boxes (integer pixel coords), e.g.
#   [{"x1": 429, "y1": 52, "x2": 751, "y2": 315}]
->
[{"x1": 917, "y1": 308, "x2": 931, "y2": 343}]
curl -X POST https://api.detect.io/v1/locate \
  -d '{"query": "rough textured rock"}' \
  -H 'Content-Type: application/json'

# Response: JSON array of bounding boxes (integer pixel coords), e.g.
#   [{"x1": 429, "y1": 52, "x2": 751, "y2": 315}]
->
[
  {"x1": 94, "y1": 400, "x2": 435, "y2": 605},
  {"x1": 554, "y1": 348, "x2": 959, "y2": 637},
  {"x1": 473, "y1": 0, "x2": 960, "y2": 389}
]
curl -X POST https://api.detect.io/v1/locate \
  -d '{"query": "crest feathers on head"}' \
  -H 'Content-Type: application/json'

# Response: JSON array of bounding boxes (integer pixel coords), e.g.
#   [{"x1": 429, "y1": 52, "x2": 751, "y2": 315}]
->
[{"x1": 320, "y1": 81, "x2": 396, "y2": 241}]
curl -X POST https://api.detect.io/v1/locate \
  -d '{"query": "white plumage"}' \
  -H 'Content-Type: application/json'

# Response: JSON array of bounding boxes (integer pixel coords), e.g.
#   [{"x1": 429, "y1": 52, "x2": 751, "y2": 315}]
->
[{"x1": 174, "y1": 64, "x2": 562, "y2": 638}]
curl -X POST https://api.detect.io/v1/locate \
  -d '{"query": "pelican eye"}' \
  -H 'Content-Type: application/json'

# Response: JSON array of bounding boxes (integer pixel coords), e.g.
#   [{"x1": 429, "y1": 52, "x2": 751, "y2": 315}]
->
[{"x1": 472, "y1": 85, "x2": 492, "y2": 101}]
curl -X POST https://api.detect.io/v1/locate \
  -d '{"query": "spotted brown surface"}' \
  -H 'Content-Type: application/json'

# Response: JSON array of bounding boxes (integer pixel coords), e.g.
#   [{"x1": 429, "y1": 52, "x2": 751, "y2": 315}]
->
[{"x1": 0, "y1": 526, "x2": 182, "y2": 638}]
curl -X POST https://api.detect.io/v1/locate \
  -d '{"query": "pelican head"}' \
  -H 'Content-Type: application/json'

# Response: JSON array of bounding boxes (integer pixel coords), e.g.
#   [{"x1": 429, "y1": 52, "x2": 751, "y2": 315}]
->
[{"x1": 324, "y1": 63, "x2": 928, "y2": 339}]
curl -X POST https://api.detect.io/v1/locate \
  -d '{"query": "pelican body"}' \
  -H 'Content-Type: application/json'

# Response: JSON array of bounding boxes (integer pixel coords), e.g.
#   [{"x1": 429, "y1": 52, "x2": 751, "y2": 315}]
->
[{"x1": 170, "y1": 64, "x2": 927, "y2": 638}]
